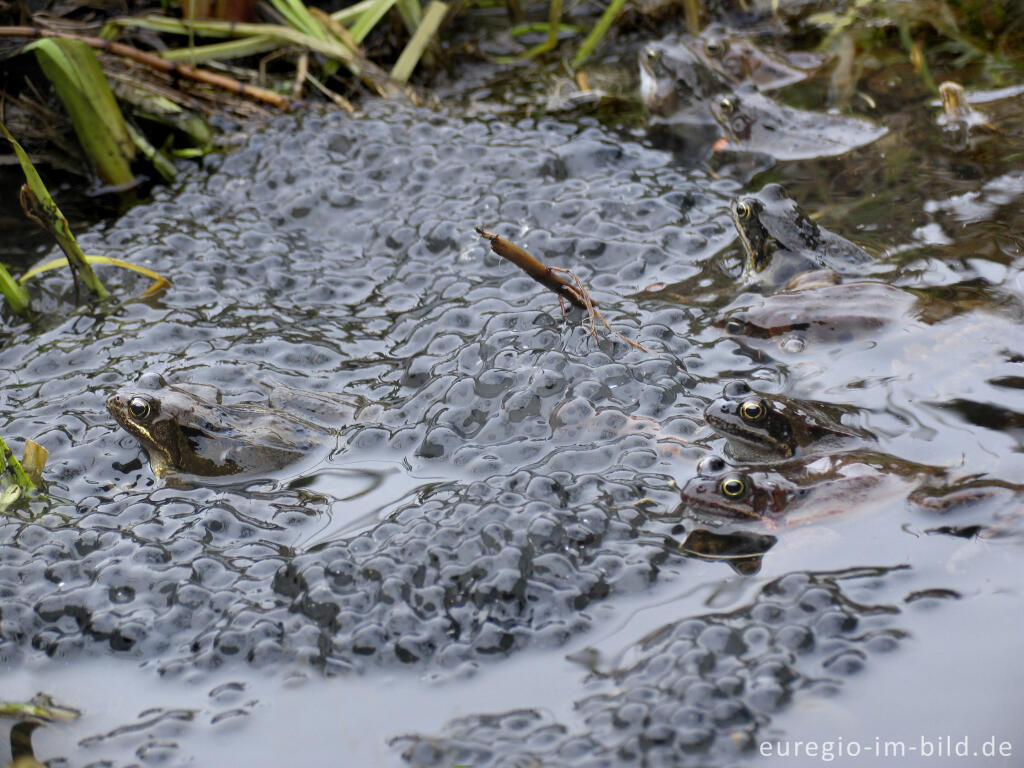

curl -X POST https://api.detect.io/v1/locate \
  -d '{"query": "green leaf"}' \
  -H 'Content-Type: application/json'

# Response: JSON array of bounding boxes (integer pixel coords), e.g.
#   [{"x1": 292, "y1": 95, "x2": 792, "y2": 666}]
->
[
  {"x1": 0, "y1": 120, "x2": 109, "y2": 300},
  {"x1": 0, "y1": 260, "x2": 30, "y2": 314},
  {"x1": 26, "y1": 38, "x2": 136, "y2": 188},
  {"x1": 390, "y1": 0, "x2": 447, "y2": 83},
  {"x1": 0, "y1": 434, "x2": 36, "y2": 496},
  {"x1": 350, "y1": 0, "x2": 399, "y2": 44}
]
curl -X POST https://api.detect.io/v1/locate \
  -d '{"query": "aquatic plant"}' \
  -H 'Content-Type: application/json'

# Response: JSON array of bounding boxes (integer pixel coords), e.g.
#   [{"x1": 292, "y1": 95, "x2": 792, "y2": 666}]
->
[
  {"x1": 0, "y1": 121, "x2": 171, "y2": 313},
  {"x1": 0, "y1": 434, "x2": 44, "y2": 513},
  {"x1": 811, "y1": 0, "x2": 1024, "y2": 91},
  {"x1": 28, "y1": 38, "x2": 137, "y2": 188},
  {"x1": 1, "y1": 120, "x2": 109, "y2": 303}
]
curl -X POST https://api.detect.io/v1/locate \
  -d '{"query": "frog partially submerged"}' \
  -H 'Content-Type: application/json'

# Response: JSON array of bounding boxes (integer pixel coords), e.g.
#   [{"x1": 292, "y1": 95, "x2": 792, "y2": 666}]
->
[
  {"x1": 705, "y1": 381, "x2": 871, "y2": 460},
  {"x1": 730, "y1": 183, "x2": 874, "y2": 286},
  {"x1": 681, "y1": 451, "x2": 1023, "y2": 530},
  {"x1": 107, "y1": 372, "x2": 329, "y2": 480},
  {"x1": 711, "y1": 87, "x2": 888, "y2": 160},
  {"x1": 680, "y1": 451, "x2": 931, "y2": 528},
  {"x1": 639, "y1": 37, "x2": 727, "y2": 123},
  {"x1": 719, "y1": 281, "x2": 921, "y2": 346},
  {"x1": 683, "y1": 24, "x2": 823, "y2": 92}
]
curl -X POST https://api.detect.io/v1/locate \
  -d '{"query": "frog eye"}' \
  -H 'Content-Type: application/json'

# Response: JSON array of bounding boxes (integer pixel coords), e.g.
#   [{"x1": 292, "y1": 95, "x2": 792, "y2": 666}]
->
[
  {"x1": 734, "y1": 200, "x2": 753, "y2": 219},
  {"x1": 725, "y1": 318, "x2": 745, "y2": 335},
  {"x1": 740, "y1": 399, "x2": 767, "y2": 423},
  {"x1": 718, "y1": 96, "x2": 734, "y2": 115},
  {"x1": 138, "y1": 372, "x2": 165, "y2": 389},
  {"x1": 704, "y1": 39, "x2": 725, "y2": 57},
  {"x1": 128, "y1": 396, "x2": 154, "y2": 421},
  {"x1": 723, "y1": 380, "x2": 752, "y2": 398},
  {"x1": 720, "y1": 475, "x2": 748, "y2": 499},
  {"x1": 697, "y1": 455, "x2": 727, "y2": 475}
]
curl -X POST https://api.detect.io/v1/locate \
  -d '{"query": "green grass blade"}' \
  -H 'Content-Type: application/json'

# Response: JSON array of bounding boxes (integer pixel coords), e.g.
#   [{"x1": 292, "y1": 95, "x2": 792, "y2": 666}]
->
[
  {"x1": 390, "y1": 0, "x2": 446, "y2": 82},
  {"x1": 395, "y1": 0, "x2": 423, "y2": 36},
  {"x1": 498, "y1": 0, "x2": 564, "y2": 62},
  {"x1": 108, "y1": 16, "x2": 233, "y2": 37},
  {"x1": 114, "y1": 18, "x2": 363, "y2": 74},
  {"x1": 571, "y1": 0, "x2": 627, "y2": 69},
  {"x1": 269, "y1": 0, "x2": 331, "y2": 41},
  {"x1": 0, "y1": 121, "x2": 109, "y2": 300},
  {"x1": 20, "y1": 254, "x2": 171, "y2": 297},
  {"x1": 331, "y1": 0, "x2": 378, "y2": 24},
  {"x1": 0, "y1": 261, "x2": 30, "y2": 314},
  {"x1": 125, "y1": 123, "x2": 177, "y2": 182},
  {"x1": 350, "y1": 0, "x2": 399, "y2": 43},
  {"x1": 0, "y1": 697, "x2": 78, "y2": 723},
  {"x1": 161, "y1": 34, "x2": 282, "y2": 61},
  {"x1": 26, "y1": 38, "x2": 136, "y2": 188}
]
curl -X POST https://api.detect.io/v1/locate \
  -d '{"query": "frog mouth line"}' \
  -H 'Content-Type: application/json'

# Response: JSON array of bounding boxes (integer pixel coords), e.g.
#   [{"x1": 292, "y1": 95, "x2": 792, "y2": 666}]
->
[
  {"x1": 705, "y1": 409, "x2": 790, "y2": 456},
  {"x1": 729, "y1": 209, "x2": 774, "y2": 274},
  {"x1": 684, "y1": 495, "x2": 764, "y2": 521}
]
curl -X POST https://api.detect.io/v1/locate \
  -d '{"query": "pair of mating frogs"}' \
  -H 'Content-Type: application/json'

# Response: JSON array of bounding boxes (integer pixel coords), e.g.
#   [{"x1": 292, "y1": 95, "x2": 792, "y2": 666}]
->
[
  {"x1": 681, "y1": 380, "x2": 895, "y2": 528},
  {"x1": 683, "y1": 379, "x2": 1019, "y2": 529},
  {"x1": 639, "y1": 25, "x2": 886, "y2": 160}
]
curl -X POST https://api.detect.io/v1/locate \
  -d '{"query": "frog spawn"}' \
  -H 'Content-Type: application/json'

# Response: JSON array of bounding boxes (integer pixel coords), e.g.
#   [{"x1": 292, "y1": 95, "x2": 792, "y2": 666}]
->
[{"x1": 393, "y1": 569, "x2": 910, "y2": 768}]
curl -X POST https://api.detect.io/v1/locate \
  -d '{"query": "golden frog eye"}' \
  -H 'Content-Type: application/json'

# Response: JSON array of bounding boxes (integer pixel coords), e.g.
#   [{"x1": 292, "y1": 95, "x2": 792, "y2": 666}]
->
[
  {"x1": 734, "y1": 200, "x2": 753, "y2": 219},
  {"x1": 129, "y1": 396, "x2": 154, "y2": 421},
  {"x1": 718, "y1": 96, "x2": 734, "y2": 115},
  {"x1": 720, "y1": 475, "x2": 747, "y2": 499},
  {"x1": 740, "y1": 399, "x2": 767, "y2": 423},
  {"x1": 704, "y1": 39, "x2": 725, "y2": 57}
]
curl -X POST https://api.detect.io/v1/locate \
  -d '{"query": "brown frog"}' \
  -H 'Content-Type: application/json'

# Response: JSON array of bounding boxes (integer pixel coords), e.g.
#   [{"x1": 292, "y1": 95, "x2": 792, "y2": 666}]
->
[
  {"x1": 679, "y1": 451, "x2": 933, "y2": 529},
  {"x1": 107, "y1": 372, "x2": 329, "y2": 480},
  {"x1": 711, "y1": 87, "x2": 888, "y2": 160},
  {"x1": 705, "y1": 381, "x2": 871, "y2": 460},
  {"x1": 683, "y1": 24, "x2": 823, "y2": 92},
  {"x1": 719, "y1": 281, "x2": 922, "y2": 345},
  {"x1": 729, "y1": 183, "x2": 874, "y2": 287}
]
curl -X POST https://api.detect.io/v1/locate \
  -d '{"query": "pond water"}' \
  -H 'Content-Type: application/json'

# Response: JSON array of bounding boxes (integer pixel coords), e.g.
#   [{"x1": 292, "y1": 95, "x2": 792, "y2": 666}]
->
[{"x1": 2, "y1": 49, "x2": 1023, "y2": 768}]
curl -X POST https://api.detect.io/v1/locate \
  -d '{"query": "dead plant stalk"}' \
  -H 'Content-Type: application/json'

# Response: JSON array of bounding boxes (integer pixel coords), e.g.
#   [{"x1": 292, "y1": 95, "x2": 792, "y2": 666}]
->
[
  {"x1": 0, "y1": 26, "x2": 288, "y2": 108},
  {"x1": 475, "y1": 226, "x2": 654, "y2": 355}
]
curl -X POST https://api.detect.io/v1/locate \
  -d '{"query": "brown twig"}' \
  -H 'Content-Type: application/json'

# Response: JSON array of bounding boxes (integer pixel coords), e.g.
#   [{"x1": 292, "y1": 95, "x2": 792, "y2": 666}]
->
[
  {"x1": 0, "y1": 26, "x2": 289, "y2": 108},
  {"x1": 476, "y1": 226, "x2": 590, "y2": 310},
  {"x1": 550, "y1": 265, "x2": 655, "y2": 354},
  {"x1": 476, "y1": 226, "x2": 656, "y2": 355}
]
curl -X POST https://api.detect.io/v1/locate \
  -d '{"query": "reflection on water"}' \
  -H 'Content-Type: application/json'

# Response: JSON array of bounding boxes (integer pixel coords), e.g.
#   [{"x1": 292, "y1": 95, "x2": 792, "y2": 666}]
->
[
  {"x1": 1, "y1": 23, "x2": 1024, "y2": 767},
  {"x1": 288, "y1": 462, "x2": 458, "y2": 548}
]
